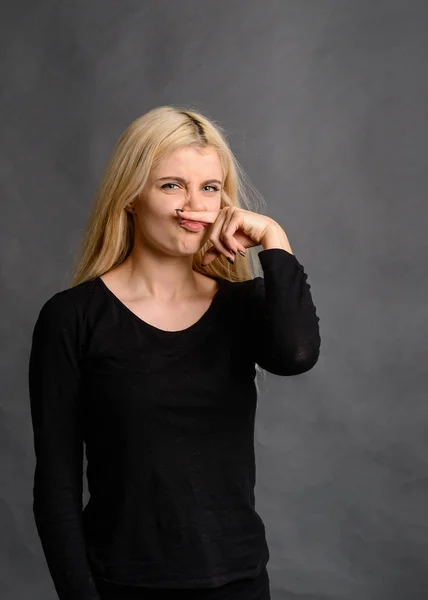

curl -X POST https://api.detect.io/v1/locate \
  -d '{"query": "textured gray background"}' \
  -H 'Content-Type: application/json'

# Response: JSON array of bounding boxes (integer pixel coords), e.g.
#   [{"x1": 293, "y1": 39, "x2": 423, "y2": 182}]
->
[{"x1": 2, "y1": 1, "x2": 427, "y2": 598}]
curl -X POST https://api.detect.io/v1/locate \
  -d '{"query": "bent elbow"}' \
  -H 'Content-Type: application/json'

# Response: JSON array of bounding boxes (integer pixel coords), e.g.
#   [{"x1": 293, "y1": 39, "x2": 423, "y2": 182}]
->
[
  {"x1": 293, "y1": 343, "x2": 320, "y2": 373},
  {"x1": 276, "y1": 344, "x2": 321, "y2": 376}
]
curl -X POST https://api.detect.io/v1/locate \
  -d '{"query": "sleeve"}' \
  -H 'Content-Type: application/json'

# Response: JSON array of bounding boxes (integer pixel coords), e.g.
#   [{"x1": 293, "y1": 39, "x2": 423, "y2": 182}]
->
[
  {"x1": 28, "y1": 292, "x2": 101, "y2": 600},
  {"x1": 245, "y1": 248, "x2": 321, "y2": 376}
]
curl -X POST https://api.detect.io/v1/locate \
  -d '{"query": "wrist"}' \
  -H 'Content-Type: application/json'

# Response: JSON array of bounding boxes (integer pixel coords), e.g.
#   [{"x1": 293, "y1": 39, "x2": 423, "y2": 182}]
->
[{"x1": 261, "y1": 223, "x2": 294, "y2": 254}]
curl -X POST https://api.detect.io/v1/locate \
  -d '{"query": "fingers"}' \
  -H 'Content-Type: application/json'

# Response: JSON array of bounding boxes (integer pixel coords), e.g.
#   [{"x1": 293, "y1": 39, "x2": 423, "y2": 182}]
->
[
  {"x1": 180, "y1": 207, "x2": 247, "y2": 266},
  {"x1": 209, "y1": 208, "x2": 237, "y2": 262},
  {"x1": 176, "y1": 209, "x2": 219, "y2": 224},
  {"x1": 202, "y1": 207, "x2": 241, "y2": 266},
  {"x1": 220, "y1": 208, "x2": 248, "y2": 256},
  {"x1": 201, "y1": 245, "x2": 221, "y2": 266}
]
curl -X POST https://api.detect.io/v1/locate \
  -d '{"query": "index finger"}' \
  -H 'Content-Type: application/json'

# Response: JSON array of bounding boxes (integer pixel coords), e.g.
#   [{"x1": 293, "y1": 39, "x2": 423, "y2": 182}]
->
[{"x1": 175, "y1": 209, "x2": 220, "y2": 224}]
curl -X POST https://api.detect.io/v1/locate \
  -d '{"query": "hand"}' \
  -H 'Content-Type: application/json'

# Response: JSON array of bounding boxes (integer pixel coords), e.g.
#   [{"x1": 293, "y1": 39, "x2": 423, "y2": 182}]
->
[{"x1": 177, "y1": 206, "x2": 277, "y2": 265}]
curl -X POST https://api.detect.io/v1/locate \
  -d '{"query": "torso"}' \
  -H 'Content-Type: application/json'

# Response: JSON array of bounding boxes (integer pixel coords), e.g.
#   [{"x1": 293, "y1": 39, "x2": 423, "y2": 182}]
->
[{"x1": 99, "y1": 269, "x2": 220, "y2": 332}]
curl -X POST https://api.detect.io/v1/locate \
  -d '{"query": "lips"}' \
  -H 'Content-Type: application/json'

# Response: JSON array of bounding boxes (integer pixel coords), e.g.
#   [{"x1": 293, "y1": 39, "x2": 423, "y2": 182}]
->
[{"x1": 179, "y1": 219, "x2": 209, "y2": 231}]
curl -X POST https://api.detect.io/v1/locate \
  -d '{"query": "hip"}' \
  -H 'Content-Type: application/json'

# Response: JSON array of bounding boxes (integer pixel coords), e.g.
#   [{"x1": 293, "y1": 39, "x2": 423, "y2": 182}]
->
[{"x1": 95, "y1": 565, "x2": 271, "y2": 600}]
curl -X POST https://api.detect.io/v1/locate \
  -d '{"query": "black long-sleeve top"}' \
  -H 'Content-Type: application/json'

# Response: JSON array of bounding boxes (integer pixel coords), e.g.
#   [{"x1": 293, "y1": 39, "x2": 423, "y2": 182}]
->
[{"x1": 28, "y1": 248, "x2": 321, "y2": 599}]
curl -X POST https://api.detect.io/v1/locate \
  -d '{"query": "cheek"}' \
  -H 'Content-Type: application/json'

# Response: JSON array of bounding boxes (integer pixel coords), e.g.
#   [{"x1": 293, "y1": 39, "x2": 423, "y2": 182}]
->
[
  {"x1": 136, "y1": 209, "x2": 177, "y2": 242},
  {"x1": 137, "y1": 203, "x2": 171, "y2": 222}
]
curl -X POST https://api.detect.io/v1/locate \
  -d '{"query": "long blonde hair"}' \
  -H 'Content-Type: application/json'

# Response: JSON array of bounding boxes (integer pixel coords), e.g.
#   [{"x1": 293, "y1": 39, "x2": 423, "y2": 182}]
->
[{"x1": 68, "y1": 105, "x2": 268, "y2": 287}]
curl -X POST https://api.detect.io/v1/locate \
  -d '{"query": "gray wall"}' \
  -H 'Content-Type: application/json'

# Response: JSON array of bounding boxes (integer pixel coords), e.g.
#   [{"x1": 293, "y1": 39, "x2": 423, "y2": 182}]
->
[{"x1": 2, "y1": 1, "x2": 427, "y2": 598}]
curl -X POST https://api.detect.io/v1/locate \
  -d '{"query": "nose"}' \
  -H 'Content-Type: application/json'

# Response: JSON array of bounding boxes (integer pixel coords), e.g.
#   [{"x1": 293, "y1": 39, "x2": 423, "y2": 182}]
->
[{"x1": 182, "y1": 188, "x2": 206, "y2": 212}]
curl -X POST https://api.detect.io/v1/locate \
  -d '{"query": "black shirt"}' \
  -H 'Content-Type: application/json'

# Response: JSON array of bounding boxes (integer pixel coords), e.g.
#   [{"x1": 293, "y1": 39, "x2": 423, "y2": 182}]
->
[{"x1": 28, "y1": 248, "x2": 321, "y2": 600}]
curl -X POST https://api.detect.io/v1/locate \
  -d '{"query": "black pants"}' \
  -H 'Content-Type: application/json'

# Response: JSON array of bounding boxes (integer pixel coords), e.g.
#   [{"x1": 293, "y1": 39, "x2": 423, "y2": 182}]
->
[{"x1": 95, "y1": 566, "x2": 271, "y2": 600}]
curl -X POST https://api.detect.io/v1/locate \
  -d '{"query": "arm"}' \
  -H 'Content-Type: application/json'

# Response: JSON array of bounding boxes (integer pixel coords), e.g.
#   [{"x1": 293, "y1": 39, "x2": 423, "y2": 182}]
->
[
  {"x1": 28, "y1": 293, "x2": 101, "y2": 600},
  {"x1": 245, "y1": 226, "x2": 321, "y2": 376}
]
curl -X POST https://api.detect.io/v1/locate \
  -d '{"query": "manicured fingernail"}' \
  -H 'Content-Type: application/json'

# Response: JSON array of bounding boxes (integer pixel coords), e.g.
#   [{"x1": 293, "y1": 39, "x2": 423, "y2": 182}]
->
[
  {"x1": 226, "y1": 257, "x2": 234, "y2": 265},
  {"x1": 230, "y1": 249, "x2": 236, "y2": 255},
  {"x1": 239, "y1": 250, "x2": 246, "y2": 257}
]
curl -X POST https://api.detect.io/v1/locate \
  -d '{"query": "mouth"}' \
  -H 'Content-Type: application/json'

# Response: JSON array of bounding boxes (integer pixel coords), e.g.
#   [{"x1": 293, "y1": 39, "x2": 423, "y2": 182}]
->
[{"x1": 179, "y1": 219, "x2": 209, "y2": 232}]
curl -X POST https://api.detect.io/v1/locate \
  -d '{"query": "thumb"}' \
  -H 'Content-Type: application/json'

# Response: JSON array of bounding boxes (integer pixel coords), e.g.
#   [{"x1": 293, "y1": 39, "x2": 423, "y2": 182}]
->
[{"x1": 201, "y1": 245, "x2": 221, "y2": 266}]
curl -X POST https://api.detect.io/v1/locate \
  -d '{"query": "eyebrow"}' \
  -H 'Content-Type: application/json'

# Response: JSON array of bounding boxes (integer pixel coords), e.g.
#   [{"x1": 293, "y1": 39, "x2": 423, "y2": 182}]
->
[{"x1": 157, "y1": 176, "x2": 222, "y2": 186}]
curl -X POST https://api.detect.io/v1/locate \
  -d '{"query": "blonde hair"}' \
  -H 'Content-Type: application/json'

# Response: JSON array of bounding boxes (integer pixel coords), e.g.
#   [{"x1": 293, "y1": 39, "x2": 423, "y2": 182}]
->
[
  {"x1": 67, "y1": 105, "x2": 268, "y2": 385},
  {"x1": 68, "y1": 105, "x2": 268, "y2": 287}
]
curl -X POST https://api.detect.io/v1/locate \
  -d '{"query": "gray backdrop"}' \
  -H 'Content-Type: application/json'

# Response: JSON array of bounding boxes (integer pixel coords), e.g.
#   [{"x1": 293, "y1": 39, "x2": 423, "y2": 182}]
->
[{"x1": 2, "y1": 1, "x2": 427, "y2": 598}]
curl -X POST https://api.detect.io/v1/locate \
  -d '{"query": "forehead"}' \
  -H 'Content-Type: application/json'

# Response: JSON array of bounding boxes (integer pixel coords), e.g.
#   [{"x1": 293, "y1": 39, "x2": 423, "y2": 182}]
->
[{"x1": 153, "y1": 146, "x2": 222, "y2": 175}]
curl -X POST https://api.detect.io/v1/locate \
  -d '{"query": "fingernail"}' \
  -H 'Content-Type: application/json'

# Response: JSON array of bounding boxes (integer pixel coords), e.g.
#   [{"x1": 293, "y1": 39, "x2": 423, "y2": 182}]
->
[
  {"x1": 239, "y1": 250, "x2": 246, "y2": 257},
  {"x1": 230, "y1": 250, "x2": 236, "y2": 255},
  {"x1": 226, "y1": 257, "x2": 234, "y2": 265}
]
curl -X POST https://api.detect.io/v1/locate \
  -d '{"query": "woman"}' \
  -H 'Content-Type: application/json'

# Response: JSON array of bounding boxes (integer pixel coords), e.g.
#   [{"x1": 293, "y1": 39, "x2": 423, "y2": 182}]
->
[{"x1": 28, "y1": 106, "x2": 321, "y2": 599}]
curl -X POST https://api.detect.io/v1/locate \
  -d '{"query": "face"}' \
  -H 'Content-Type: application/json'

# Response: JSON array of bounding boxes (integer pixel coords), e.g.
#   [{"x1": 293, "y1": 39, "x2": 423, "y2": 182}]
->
[{"x1": 131, "y1": 145, "x2": 223, "y2": 256}]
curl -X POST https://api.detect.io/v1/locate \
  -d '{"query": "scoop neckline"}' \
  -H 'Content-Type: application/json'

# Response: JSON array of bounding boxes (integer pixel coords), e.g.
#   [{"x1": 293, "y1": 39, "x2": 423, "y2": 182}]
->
[{"x1": 95, "y1": 274, "x2": 226, "y2": 335}]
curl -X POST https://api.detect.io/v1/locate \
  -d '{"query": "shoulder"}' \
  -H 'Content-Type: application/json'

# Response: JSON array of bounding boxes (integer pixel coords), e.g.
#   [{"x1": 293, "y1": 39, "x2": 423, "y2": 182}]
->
[{"x1": 34, "y1": 278, "x2": 100, "y2": 329}]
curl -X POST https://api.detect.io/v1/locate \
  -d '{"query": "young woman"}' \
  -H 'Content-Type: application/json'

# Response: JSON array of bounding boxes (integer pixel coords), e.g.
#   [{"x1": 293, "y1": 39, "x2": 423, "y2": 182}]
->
[{"x1": 28, "y1": 106, "x2": 321, "y2": 599}]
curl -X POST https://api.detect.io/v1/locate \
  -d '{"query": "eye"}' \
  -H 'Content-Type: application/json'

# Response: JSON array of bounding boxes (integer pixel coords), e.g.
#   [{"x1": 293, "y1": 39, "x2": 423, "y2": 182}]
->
[
  {"x1": 161, "y1": 183, "x2": 179, "y2": 190},
  {"x1": 161, "y1": 183, "x2": 220, "y2": 192}
]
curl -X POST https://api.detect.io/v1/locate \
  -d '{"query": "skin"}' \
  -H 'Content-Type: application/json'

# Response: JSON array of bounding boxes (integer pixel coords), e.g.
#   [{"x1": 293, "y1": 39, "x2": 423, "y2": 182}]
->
[
  {"x1": 102, "y1": 145, "x2": 293, "y2": 311},
  {"x1": 103, "y1": 145, "x2": 226, "y2": 304}
]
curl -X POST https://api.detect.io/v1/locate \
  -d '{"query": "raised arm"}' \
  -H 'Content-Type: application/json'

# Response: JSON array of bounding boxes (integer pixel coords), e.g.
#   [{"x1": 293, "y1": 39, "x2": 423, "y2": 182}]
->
[
  {"x1": 246, "y1": 247, "x2": 321, "y2": 376},
  {"x1": 28, "y1": 293, "x2": 100, "y2": 600}
]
